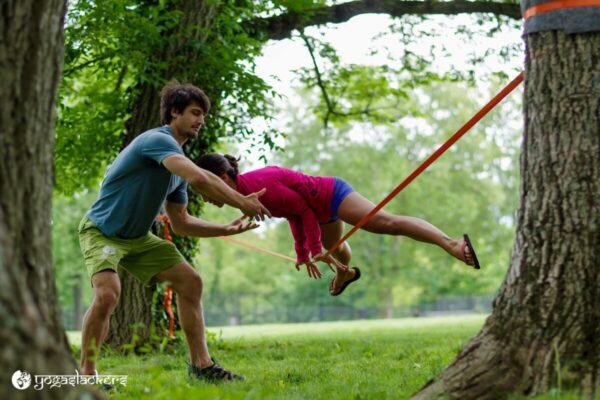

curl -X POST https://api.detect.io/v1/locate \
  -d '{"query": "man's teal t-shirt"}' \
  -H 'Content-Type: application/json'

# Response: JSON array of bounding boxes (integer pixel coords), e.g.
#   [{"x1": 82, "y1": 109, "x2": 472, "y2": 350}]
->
[{"x1": 87, "y1": 126, "x2": 188, "y2": 239}]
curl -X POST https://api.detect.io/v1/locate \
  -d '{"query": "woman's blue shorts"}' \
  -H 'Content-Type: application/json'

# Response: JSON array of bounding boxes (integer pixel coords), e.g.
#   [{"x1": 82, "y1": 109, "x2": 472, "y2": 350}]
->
[{"x1": 328, "y1": 177, "x2": 355, "y2": 223}]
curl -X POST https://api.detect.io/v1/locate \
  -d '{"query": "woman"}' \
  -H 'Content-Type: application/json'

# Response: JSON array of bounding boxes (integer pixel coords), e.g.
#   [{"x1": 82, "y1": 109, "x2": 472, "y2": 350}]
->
[{"x1": 196, "y1": 153, "x2": 478, "y2": 296}]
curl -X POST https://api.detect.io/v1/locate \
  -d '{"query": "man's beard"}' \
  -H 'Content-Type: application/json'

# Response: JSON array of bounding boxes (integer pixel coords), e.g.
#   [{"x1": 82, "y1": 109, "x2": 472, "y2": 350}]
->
[{"x1": 186, "y1": 129, "x2": 198, "y2": 139}]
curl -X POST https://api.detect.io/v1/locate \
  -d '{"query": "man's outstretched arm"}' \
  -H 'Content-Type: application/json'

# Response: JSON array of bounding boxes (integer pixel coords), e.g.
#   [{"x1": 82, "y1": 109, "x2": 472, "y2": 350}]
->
[
  {"x1": 165, "y1": 201, "x2": 258, "y2": 237},
  {"x1": 162, "y1": 154, "x2": 271, "y2": 220}
]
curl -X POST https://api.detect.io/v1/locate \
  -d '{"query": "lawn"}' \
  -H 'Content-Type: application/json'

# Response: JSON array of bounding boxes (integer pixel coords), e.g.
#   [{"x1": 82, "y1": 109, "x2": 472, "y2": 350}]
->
[{"x1": 68, "y1": 315, "x2": 489, "y2": 399}]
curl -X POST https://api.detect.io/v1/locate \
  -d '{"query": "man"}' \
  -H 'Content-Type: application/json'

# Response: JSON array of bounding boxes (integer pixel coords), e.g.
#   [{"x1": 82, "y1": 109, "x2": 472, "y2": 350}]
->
[{"x1": 78, "y1": 82, "x2": 271, "y2": 382}]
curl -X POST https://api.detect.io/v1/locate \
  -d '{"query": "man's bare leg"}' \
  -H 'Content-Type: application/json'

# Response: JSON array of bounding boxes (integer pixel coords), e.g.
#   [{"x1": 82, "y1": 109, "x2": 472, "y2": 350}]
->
[
  {"x1": 80, "y1": 270, "x2": 121, "y2": 375},
  {"x1": 154, "y1": 262, "x2": 211, "y2": 369}
]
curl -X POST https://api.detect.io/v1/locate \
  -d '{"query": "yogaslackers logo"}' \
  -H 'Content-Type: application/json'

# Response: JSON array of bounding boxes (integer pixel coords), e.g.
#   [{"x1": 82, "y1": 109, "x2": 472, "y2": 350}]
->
[{"x1": 12, "y1": 370, "x2": 32, "y2": 390}]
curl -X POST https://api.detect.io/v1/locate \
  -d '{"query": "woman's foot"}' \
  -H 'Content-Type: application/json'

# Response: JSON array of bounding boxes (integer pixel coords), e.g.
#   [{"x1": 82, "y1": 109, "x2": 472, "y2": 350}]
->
[
  {"x1": 448, "y1": 238, "x2": 475, "y2": 267},
  {"x1": 329, "y1": 267, "x2": 361, "y2": 296}
]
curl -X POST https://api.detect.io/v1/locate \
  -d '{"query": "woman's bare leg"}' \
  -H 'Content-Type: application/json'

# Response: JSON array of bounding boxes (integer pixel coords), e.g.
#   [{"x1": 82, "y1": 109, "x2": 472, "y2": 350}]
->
[
  {"x1": 320, "y1": 219, "x2": 352, "y2": 265},
  {"x1": 336, "y1": 192, "x2": 474, "y2": 266},
  {"x1": 320, "y1": 219, "x2": 358, "y2": 293}
]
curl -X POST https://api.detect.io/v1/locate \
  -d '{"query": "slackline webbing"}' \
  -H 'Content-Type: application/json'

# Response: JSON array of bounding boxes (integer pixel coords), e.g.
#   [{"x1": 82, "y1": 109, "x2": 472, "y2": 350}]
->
[
  {"x1": 218, "y1": 235, "x2": 297, "y2": 263},
  {"x1": 321, "y1": 72, "x2": 524, "y2": 259}
]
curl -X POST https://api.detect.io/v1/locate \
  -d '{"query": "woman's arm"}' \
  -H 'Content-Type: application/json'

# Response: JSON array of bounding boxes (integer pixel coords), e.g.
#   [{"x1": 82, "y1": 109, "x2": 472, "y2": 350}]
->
[
  {"x1": 288, "y1": 218, "x2": 311, "y2": 263},
  {"x1": 275, "y1": 185, "x2": 323, "y2": 259}
]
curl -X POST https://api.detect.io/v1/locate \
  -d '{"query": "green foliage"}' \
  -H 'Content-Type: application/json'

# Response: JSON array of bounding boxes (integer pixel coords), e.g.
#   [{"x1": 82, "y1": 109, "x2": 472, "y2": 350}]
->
[
  {"x1": 56, "y1": 0, "x2": 288, "y2": 263},
  {"x1": 296, "y1": 33, "x2": 415, "y2": 126},
  {"x1": 56, "y1": 1, "x2": 522, "y2": 194},
  {"x1": 179, "y1": 0, "x2": 282, "y2": 153},
  {"x1": 295, "y1": 13, "x2": 522, "y2": 127},
  {"x1": 57, "y1": 0, "x2": 178, "y2": 193},
  {"x1": 384, "y1": 12, "x2": 522, "y2": 81},
  {"x1": 272, "y1": 0, "x2": 328, "y2": 13},
  {"x1": 57, "y1": 0, "x2": 282, "y2": 195}
]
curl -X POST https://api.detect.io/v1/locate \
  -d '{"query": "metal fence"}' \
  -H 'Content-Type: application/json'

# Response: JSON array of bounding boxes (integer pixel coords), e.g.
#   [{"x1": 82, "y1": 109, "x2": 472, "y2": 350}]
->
[
  {"x1": 204, "y1": 295, "x2": 494, "y2": 326},
  {"x1": 61, "y1": 295, "x2": 494, "y2": 330}
]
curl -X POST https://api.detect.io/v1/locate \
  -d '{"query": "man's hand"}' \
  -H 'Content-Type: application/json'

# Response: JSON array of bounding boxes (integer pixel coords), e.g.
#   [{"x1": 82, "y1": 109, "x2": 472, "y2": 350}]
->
[
  {"x1": 240, "y1": 188, "x2": 272, "y2": 221},
  {"x1": 295, "y1": 261, "x2": 322, "y2": 279},
  {"x1": 224, "y1": 215, "x2": 259, "y2": 235}
]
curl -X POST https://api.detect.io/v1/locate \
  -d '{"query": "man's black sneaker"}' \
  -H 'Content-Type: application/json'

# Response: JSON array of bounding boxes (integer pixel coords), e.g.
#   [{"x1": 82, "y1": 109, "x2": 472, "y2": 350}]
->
[{"x1": 188, "y1": 360, "x2": 245, "y2": 383}]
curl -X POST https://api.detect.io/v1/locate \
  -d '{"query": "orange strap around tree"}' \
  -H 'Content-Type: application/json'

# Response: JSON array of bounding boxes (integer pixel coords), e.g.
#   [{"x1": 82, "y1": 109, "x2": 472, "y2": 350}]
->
[
  {"x1": 524, "y1": 0, "x2": 600, "y2": 19},
  {"x1": 156, "y1": 214, "x2": 175, "y2": 339},
  {"x1": 157, "y1": 214, "x2": 173, "y2": 242},
  {"x1": 322, "y1": 72, "x2": 524, "y2": 259},
  {"x1": 163, "y1": 286, "x2": 175, "y2": 339}
]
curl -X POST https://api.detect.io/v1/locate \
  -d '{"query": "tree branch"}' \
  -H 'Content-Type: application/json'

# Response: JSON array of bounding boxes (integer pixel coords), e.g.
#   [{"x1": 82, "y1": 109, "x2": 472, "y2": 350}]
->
[
  {"x1": 62, "y1": 52, "x2": 117, "y2": 76},
  {"x1": 299, "y1": 32, "x2": 335, "y2": 125},
  {"x1": 300, "y1": 32, "x2": 406, "y2": 126},
  {"x1": 301, "y1": 32, "x2": 380, "y2": 126},
  {"x1": 252, "y1": 0, "x2": 521, "y2": 41}
]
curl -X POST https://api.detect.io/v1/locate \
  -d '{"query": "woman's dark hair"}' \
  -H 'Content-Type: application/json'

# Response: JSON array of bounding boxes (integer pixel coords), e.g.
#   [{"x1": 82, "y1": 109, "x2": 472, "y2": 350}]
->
[
  {"x1": 196, "y1": 153, "x2": 240, "y2": 180},
  {"x1": 160, "y1": 81, "x2": 211, "y2": 125}
]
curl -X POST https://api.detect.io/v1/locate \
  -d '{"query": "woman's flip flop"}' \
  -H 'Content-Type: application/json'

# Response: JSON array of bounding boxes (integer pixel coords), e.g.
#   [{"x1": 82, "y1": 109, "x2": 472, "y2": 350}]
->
[
  {"x1": 463, "y1": 234, "x2": 481, "y2": 270},
  {"x1": 329, "y1": 267, "x2": 362, "y2": 296}
]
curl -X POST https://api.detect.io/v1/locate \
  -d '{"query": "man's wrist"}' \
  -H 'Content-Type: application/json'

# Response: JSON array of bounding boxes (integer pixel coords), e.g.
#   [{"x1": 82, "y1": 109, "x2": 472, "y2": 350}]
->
[{"x1": 229, "y1": 193, "x2": 247, "y2": 212}]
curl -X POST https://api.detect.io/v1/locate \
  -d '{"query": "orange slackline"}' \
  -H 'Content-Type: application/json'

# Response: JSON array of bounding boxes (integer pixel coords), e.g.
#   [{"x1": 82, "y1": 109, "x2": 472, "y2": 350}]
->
[
  {"x1": 524, "y1": 0, "x2": 600, "y2": 19},
  {"x1": 156, "y1": 214, "x2": 175, "y2": 339},
  {"x1": 218, "y1": 235, "x2": 297, "y2": 263},
  {"x1": 322, "y1": 72, "x2": 524, "y2": 259}
]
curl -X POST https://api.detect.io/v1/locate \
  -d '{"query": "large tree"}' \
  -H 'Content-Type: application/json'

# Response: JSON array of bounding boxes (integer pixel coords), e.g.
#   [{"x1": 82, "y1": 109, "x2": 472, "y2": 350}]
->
[
  {"x1": 414, "y1": 12, "x2": 600, "y2": 400},
  {"x1": 0, "y1": 1, "x2": 101, "y2": 399}
]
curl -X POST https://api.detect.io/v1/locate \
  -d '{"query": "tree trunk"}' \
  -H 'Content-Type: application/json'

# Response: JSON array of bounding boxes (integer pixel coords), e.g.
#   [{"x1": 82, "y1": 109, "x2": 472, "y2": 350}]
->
[
  {"x1": 107, "y1": 0, "x2": 218, "y2": 350},
  {"x1": 0, "y1": 1, "x2": 98, "y2": 399},
  {"x1": 414, "y1": 30, "x2": 600, "y2": 399}
]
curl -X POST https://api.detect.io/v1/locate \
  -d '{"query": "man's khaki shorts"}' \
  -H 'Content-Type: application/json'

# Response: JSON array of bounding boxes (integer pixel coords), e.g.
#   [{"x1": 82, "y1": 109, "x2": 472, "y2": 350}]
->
[{"x1": 78, "y1": 215, "x2": 185, "y2": 285}]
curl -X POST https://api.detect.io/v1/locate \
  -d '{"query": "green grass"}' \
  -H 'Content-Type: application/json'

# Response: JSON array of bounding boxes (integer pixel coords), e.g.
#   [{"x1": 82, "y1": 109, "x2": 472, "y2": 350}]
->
[
  {"x1": 68, "y1": 315, "x2": 593, "y2": 400},
  {"x1": 68, "y1": 315, "x2": 489, "y2": 399}
]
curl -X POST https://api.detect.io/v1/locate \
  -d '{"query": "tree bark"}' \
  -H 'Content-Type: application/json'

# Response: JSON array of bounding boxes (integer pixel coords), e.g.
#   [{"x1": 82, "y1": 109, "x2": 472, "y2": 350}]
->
[
  {"x1": 414, "y1": 30, "x2": 600, "y2": 400},
  {"x1": 106, "y1": 0, "x2": 219, "y2": 350},
  {"x1": 0, "y1": 1, "x2": 101, "y2": 399}
]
